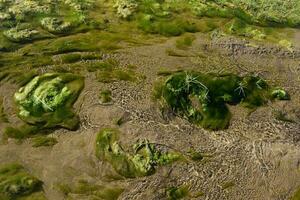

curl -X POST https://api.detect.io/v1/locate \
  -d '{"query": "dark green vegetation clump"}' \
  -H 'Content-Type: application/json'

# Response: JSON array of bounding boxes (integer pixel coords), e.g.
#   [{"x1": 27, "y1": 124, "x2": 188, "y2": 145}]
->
[
  {"x1": 167, "y1": 186, "x2": 189, "y2": 200},
  {"x1": 156, "y1": 71, "x2": 289, "y2": 130},
  {"x1": 99, "y1": 89, "x2": 112, "y2": 104},
  {"x1": 4, "y1": 73, "x2": 84, "y2": 139},
  {"x1": 0, "y1": 163, "x2": 44, "y2": 200},
  {"x1": 95, "y1": 128, "x2": 180, "y2": 178}
]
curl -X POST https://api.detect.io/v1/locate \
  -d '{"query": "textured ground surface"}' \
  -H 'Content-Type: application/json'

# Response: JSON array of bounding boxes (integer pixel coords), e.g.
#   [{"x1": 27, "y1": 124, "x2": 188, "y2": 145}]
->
[{"x1": 0, "y1": 31, "x2": 300, "y2": 200}]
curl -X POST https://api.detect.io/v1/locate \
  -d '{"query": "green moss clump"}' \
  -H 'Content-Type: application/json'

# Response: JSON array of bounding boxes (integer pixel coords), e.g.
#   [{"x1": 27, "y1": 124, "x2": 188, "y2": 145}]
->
[
  {"x1": 0, "y1": 163, "x2": 43, "y2": 200},
  {"x1": 7, "y1": 73, "x2": 84, "y2": 139},
  {"x1": 4, "y1": 124, "x2": 39, "y2": 140},
  {"x1": 271, "y1": 88, "x2": 290, "y2": 100},
  {"x1": 95, "y1": 128, "x2": 180, "y2": 178},
  {"x1": 99, "y1": 89, "x2": 112, "y2": 104},
  {"x1": 89, "y1": 59, "x2": 138, "y2": 83},
  {"x1": 32, "y1": 136, "x2": 58, "y2": 147},
  {"x1": 157, "y1": 71, "x2": 289, "y2": 130},
  {"x1": 221, "y1": 181, "x2": 235, "y2": 190},
  {"x1": 60, "y1": 54, "x2": 82, "y2": 64},
  {"x1": 138, "y1": 16, "x2": 198, "y2": 36},
  {"x1": 14, "y1": 73, "x2": 84, "y2": 129},
  {"x1": 187, "y1": 149, "x2": 203, "y2": 161},
  {"x1": 176, "y1": 34, "x2": 196, "y2": 49},
  {"x1": 167, "y1": 186, "x2": 189, "y2": 200}
]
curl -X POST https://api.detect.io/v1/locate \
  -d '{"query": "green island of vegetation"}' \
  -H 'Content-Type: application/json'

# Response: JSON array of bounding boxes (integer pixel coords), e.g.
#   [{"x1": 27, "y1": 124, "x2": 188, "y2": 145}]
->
[{"x1": 154, "y1": 71, "x2": 289, "y2": 130}]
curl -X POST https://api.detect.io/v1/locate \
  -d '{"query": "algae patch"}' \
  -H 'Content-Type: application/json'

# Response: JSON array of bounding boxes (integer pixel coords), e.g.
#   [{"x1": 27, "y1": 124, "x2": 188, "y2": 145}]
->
[
  {"x1": 95, "y1": 128, "x2": 180, "y2": 178},
  {"x1": 156, "y1": 71, "x2": 289, "y2": 130},
  {"x1": 5, "y1": 73, "x2": 84, "y2": 139},
  {"x1": 0, "y1": 163, "x2": 45, "y2": 200}
]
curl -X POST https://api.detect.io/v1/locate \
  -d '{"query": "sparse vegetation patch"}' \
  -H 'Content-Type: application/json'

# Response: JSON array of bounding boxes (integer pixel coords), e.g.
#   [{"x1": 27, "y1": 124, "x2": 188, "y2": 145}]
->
[
  {"x1": 95, "y1": 128, "x2": 181, "y2": 178},
  {"x1": 0, "y1": 163, "x2": 44, "y2": 200}
]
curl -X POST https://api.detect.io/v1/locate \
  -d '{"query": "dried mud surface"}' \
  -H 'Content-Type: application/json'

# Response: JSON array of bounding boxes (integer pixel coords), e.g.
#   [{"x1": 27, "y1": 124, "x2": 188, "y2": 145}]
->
[{"x1": 0, "y1": 34, "x2": 300, "y2": 200}]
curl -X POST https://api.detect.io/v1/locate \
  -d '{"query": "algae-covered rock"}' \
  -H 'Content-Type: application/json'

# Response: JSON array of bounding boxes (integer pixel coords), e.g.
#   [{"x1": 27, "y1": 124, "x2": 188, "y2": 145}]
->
[
  {"x1": 96, "y1": 128, "x2": 180, "y2": 178},
  {"x1": 0, "y1": 163, "x2": 44, "y2": 200},
  {"x1": 158, "y1": 71, "x2": 289, "y2": 130},
  {"x1": 14, "y1": 73, "x2": 84, "y2": 130}
]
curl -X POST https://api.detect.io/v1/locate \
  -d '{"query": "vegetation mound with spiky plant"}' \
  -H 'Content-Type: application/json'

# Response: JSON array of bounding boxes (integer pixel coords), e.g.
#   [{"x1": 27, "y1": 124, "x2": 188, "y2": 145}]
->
[{"x1": 156, "y1": 71, "x2": 289, "y2": 130}]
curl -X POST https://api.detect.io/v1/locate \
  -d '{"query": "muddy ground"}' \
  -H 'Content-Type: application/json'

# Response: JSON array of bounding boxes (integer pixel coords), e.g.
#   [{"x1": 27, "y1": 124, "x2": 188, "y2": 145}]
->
[{"x1": 0, "y1": 33, "x2": 300, "y2": 200}]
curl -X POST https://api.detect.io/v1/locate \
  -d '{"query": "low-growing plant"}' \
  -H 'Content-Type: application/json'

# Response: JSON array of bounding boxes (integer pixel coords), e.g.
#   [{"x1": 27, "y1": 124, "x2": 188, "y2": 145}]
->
[
  {"x1": 167, "y1": 186, "x2": 189, "y2": 200},
  {"x1": 5, "y1": 73, "x2": 84, "y2": 139},
  {"x1": 175, "y1": 34, "x2": 196, "y2": 49},
  {"x1": 99, "y1": 89, "x2": 112, "y2": 104},
  {"x1": 0, "y1": 163, "x2": 44, "y2": 200},
  {"x1": 138, "y1": 16, "x2": 198, "y2": 36},
  {"x1": 156, "y1": 71, "x2": 289, "y2": 130},
  {"x1": 95, "y1": 128, "x2": 181, "y2": 178}
]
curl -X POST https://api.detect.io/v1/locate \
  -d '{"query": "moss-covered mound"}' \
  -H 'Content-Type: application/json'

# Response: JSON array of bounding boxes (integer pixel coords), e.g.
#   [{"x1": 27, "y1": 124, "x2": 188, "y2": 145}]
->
[
  {"x1": 14, "y1": 73, "x2": 84, "y2": 130},
  {"x1": 96, "y1": 128, "x2": 180, "y2": 178},
  {"x1": 157, "y1": 71, "x2": 289, "y2": 130},
  {"x1": 0, "y1": 163, "x2": 44, "y2": 200}
]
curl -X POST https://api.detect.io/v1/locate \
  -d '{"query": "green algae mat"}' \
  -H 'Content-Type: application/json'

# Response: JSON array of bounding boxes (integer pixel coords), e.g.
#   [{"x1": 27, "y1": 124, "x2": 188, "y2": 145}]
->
[
  {"x1": 96, "y1": 128, "x2": 181, "y2": 178},
  {"x1": 4, "y1": 73, "x2": 84, "y2": 139}
]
